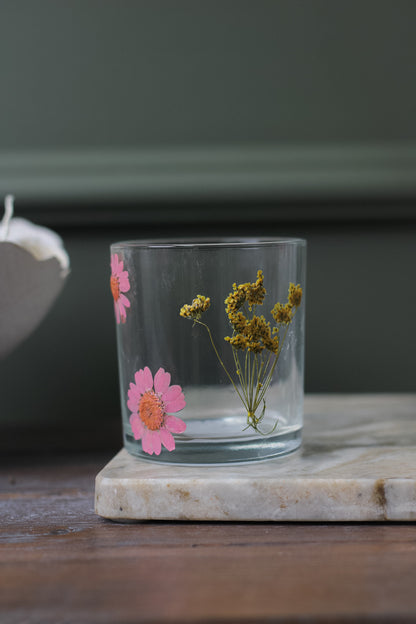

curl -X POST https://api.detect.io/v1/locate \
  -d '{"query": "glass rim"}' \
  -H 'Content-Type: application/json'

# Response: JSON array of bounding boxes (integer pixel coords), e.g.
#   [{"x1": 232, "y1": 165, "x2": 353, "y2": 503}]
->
[{"x1": 111, "y1": 237, "x2": 307, "y2": 250}]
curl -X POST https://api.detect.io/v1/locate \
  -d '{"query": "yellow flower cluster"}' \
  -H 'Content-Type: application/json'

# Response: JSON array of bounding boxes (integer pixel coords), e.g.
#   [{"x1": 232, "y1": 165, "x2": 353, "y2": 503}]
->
[
  {"x1": 224, "y1": 270, "x2": 266, "y2": 316},
  {"x1": 225, "y1": 313, "x2": 280, "y2": 354},
  {"x1": 179, "y1": 295, "x2": 211, "y2": 320},
  {"x1": 229, "y1": 311, "x2": 247, "y2": 333},
  {"x1": 224, "y1": 272, "x2": 279, "y2": 354},
  {"x1": 271, "y1": 283, "x2": 302, "y2": 325},
  {"x1": 270, "y1": 302, "x2": 293, "y2": 325},
  {"x1": 180, "y1": 276, "x2": 302, "y2": 354},
  {"x1": 246, "y1": 270, "x2": 267, "y2": 307},
  {"x1": 288, "y1": 282, "x2": 303, "y2": 308}
]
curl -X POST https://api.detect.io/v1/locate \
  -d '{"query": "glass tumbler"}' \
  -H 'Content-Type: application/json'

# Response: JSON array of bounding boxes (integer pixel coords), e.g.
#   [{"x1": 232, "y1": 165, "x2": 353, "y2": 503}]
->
[{"x1": 110, "y1": 238, "x2": 306, "y2": 465}]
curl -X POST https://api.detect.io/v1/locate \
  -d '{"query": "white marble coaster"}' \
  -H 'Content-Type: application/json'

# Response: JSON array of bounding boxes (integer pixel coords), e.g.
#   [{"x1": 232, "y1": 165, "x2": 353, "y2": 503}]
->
[{"x1": 95, "y1": 394, "x2": 416, "y2": 521}]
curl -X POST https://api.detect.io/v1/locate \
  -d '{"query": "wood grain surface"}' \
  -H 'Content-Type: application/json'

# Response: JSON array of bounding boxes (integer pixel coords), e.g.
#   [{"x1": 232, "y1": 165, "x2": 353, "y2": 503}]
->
[{"x1": 1, "y1": 451, "x2": 416, "y2": 624}]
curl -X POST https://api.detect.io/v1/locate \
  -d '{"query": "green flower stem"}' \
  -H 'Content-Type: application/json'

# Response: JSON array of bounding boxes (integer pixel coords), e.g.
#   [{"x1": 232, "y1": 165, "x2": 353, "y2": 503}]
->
[
  {"x1": 232, "y1": 348, "x2": 249, "y2": 406},
  {"x1": 193, "y1": 319, "x2": 247, "y2": 408},
  {"x1": 252, "y1": 355, "x2": 267, "y2": 410},
  {"x1": 191, "y1": 304, "x2": 298, "y2": 435},
  {"x1": 246, "y1": 311, "x2": 296, "y2": 431},
  {"x1": 256, "y1": 319, "x2": 292, "y2": 407}
]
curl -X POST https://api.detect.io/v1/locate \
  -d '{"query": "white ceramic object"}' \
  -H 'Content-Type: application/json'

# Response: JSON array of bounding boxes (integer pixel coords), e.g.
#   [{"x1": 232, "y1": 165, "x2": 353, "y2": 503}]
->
[{"x1": 0, "y1": 196, "x2": 70, "y2": 358}]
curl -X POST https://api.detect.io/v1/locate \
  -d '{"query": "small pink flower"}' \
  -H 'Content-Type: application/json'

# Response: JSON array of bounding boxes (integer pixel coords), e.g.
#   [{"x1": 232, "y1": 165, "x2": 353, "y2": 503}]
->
[
  {"x1": 128, "y1": 366, "x2": 186, "y2": 455},
  {"x1": 110, "y1": 253, "x2": 130, "y2": 324}
]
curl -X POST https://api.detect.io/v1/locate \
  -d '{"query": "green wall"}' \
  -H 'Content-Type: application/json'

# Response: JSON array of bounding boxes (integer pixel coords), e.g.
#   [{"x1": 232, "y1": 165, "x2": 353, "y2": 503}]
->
[{"x1": 1, "y1": 0, "x2": 416, "y2": 150}]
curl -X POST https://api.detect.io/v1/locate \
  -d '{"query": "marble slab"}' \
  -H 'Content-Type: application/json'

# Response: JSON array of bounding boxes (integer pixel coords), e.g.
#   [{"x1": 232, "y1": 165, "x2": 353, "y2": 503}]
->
[{"x1": 95, "y1": 394, "x2": 416, "y2": 522}]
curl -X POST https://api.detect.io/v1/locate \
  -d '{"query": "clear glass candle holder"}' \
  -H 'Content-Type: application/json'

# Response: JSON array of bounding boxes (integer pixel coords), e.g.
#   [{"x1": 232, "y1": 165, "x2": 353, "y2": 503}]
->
[{"x1": 110, "y1": 238, "x2": 306, "y2": 465}]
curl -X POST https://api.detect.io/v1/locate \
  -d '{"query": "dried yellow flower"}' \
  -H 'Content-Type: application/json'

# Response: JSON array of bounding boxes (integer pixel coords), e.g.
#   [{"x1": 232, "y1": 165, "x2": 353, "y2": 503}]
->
[
  {"x1": 224, "y1": 283, "x2": 247, "y2": 315},
  {"x1": 262, "y1": 333, "x2": 279, "y2": 354},
  {"x1": 288, "y1": 283, "x2": 302, "y2": 308},
  {"x1": 225, "y1": 270, "x2": 267, "y2": 315},
  {"x1": 246, "y1": 270, "x2": 266, "y2": 307},
  {"x1": 229, "y1": 311, "x2": 248, "y2": 333},
  {"x1": 245, "y1": 315, "x2": 269, "y2": 342},
  {"x1": 225, "y1": 334, "x2": 248, "y2": 350},
  {"x1": 180, "y1": 294, "x2": 211, "y2": 320},
  {"x1": 247, "y1": 340, "x2": 265, "y2": 354},
  {"x1": 271, "y1": 302, "x2": 293, "y2": 325}
]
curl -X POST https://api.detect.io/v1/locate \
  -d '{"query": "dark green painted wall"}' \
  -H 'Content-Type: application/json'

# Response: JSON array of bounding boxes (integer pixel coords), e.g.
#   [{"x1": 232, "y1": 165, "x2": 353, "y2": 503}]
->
[{"x1": 1, "y1": 0, "x2": 415, "y2": 150}]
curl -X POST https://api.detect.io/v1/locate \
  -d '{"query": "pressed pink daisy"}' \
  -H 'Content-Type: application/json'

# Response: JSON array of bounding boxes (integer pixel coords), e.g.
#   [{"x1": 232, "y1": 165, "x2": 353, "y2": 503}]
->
[
  {"x1": 110, "y1": 253, "x2": 130, "y2": 324},
  {"x1": 128, "y1": 366, "x2": 186, "y2": 455}
]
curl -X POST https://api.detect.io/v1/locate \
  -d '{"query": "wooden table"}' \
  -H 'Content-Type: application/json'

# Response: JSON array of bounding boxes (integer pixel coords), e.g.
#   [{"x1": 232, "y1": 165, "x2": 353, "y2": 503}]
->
[{"x1": 1, "y1": 400, "x2": 416, "y2": 623}]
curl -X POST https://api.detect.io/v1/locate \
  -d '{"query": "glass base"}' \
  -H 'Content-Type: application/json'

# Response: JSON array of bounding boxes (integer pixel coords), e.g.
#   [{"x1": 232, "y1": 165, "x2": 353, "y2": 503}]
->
[{"x1": 124, "y1": 413, "x2": 302, "y2": 466}]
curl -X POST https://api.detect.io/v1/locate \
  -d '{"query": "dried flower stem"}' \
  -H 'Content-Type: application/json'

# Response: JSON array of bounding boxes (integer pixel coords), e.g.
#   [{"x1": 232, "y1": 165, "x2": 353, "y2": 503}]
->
[
  {"x1": 230, "y1": 312, "x2": 293, "y2": 433},
  {"x1": 192, "y1": 319, "x2": 246, "y2": 406},
  {"x1": 180, "y1": 274, "x2": 302, "y2": 435}
]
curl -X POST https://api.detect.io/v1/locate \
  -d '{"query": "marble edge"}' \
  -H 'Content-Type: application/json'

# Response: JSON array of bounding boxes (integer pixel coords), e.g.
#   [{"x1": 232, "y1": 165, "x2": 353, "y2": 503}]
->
[{"x1": 94, "y1": 454, "x2": 416, "y2": 522}]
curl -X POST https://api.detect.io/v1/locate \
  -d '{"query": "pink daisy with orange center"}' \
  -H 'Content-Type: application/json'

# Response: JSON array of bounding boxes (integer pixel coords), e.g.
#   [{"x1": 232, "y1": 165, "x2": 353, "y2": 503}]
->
[
  {"x1": 127, "y1": 366, "x2": 186, "y2": 455},
  {"x1": 110, "y1": 253, "x2": 130, "y2": 324}
]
